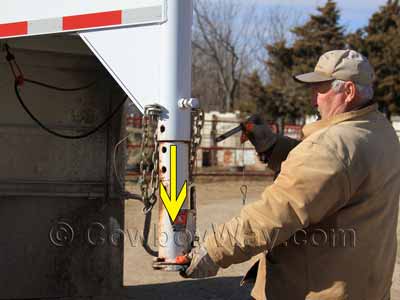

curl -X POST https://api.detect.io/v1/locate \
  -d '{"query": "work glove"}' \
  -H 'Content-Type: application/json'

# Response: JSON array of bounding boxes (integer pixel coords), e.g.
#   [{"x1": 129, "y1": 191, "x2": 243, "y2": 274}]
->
[
  {"x1": 241, "y1": 114, "x2": 277, "y2": 153},
  {"x1": 180, "y1": 246, "x2": 220, "y2": 279}
]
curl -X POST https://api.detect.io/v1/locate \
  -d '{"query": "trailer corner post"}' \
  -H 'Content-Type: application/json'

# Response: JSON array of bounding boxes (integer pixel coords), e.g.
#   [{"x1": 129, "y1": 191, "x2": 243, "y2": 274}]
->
[{"x1": 154, "y1": 0, "x2": 195, "y2": 271}]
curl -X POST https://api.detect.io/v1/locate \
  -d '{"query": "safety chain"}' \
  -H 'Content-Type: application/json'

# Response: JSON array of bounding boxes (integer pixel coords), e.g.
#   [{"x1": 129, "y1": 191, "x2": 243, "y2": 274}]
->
[
  {"x1": 189, "y1": 108, "x2": 204, "y2": 181},
  {"x1": 139, "y1": 104, "x2": 162, "y2": 214}
]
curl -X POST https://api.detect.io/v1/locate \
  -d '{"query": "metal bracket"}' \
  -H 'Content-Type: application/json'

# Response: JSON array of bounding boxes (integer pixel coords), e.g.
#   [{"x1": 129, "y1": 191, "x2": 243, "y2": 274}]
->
[{"x1": 178, "y1": 98, "x2": 199, "y2": 110}]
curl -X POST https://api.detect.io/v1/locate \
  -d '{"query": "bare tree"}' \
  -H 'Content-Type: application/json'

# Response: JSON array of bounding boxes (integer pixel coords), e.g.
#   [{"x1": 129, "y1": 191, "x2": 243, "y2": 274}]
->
[
  {"x1": 262, "y1": 6, "x2": 303, "y2": 45},
  {"x1": 192, "y1": 0, "x2": 303, "y2": 112},
  {"x1": 193, "y1": 0, "x2": 262, "y2": 112}
]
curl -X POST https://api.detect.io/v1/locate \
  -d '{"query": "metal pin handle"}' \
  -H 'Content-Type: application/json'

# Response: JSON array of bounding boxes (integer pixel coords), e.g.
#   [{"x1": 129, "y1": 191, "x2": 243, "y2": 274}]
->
[{"x1": 240, "y1": 185, "x2": 248, "y2": 206}]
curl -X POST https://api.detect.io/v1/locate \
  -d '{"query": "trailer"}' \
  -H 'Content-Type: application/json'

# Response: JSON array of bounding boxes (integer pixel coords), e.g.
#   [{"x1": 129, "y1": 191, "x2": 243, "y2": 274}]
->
[{"x1": 0, "y1": 0, "x2": 198, "y2": 298}]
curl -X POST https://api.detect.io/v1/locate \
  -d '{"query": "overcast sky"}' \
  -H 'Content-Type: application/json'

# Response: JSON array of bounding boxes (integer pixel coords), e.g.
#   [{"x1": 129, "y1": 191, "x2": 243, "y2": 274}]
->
[{"x1": 255, "y1": 0, "x2": 388, "y2": 32}]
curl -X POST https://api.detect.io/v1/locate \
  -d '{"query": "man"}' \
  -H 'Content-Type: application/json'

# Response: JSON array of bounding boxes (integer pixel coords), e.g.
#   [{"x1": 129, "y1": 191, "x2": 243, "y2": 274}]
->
[{"x1": 181, "y1": 50, "x2": 400, "y2": 300}]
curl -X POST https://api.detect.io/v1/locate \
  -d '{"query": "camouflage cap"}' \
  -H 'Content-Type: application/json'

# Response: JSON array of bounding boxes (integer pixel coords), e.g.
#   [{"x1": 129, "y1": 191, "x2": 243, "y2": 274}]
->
[{"x1": 293, "y1": 49, "x2": 375, "y2": 85}]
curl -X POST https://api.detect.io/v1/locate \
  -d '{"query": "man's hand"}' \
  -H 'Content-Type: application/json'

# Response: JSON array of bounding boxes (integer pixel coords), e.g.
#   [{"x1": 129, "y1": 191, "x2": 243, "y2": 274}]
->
[
  {"x1": 180, "y1": 246, "x2": 219, "y2": 279},
  {"x1": 241, "y1": 114, "x2": 277, "y2": 153}
]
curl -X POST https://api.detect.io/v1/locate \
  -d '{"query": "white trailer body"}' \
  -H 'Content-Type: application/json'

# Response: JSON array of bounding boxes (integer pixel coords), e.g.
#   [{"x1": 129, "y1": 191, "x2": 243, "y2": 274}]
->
[{"x1": 1, "y1": 0, "x2": 167, "y2": 112}]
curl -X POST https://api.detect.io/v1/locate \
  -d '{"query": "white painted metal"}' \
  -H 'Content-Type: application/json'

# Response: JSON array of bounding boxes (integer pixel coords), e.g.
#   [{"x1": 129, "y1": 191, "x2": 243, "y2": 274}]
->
[
  {"x1": 158, "y1": 143, "x2": 191, "y2": 262},
  {"x1": 80, "y1": 0, "x2": 193, "y2": 123},
  {"x1": 80, "y1": 25, "x2": 162, "y2": 113},
  {"x1": 1, "y1": 0, "x2": 165, "y2": 24},
  {"x1": 156, "y1": 0, "x2": 194, "y2": 268},
  {"x1": 178, "y1": 98, "x2": 200, "y2": 109},
  {"x1": 158, "y1": 0, "x2": 193, "y2": 141}
]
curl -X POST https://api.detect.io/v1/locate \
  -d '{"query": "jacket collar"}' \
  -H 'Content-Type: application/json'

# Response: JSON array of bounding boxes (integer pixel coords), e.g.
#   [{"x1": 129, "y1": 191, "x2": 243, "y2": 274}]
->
[{"x1": 302, "y1": 103, "x2": 379, "y2": 138}]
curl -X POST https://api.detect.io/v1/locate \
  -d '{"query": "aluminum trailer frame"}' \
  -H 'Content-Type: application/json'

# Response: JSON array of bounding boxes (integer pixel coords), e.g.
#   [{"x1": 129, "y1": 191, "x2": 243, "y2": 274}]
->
[{"x1": 0, "y1": 0, "x2": 195, "y2": 297}]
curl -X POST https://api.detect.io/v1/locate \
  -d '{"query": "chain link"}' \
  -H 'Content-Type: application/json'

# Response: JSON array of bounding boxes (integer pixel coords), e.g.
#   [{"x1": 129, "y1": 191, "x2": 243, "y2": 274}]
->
[
  {"x1": 189, "y1": 108, "x2": 204, "y2": 181},
  {"x1": 139, "y1": 104, "x2": 162, "y2": 214}
]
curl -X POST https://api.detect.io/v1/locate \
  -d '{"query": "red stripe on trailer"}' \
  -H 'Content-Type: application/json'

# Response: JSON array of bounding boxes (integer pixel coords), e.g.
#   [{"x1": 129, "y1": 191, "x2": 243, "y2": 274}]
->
[
  {"x1": 0, "y1": 21, "x2": 28, "y2": 37},
  {"x1": 63, "y1": 10, "x2": 122, "y2": 31}
]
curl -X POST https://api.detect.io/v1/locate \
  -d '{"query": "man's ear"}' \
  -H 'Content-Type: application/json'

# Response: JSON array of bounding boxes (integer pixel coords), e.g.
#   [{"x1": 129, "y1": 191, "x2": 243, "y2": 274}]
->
[{"x1": 344, "y1": 81, "x2": 356, "y2": 103}]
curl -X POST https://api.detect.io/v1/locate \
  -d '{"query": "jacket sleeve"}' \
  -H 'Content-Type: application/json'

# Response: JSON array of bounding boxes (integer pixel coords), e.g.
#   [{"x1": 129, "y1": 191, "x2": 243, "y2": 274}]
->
[
  {"x1": 204, "y1": 140, "x2": 351, "y2": 268},
  {"x1": 266, "y1": 135, "x2": 300, "y2": 173}
]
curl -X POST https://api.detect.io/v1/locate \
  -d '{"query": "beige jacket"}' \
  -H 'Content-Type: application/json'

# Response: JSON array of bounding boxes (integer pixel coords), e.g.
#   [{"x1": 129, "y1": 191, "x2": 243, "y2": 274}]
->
[{"x1": 205, "y1": 104, "x2": 400, "y2": 300}]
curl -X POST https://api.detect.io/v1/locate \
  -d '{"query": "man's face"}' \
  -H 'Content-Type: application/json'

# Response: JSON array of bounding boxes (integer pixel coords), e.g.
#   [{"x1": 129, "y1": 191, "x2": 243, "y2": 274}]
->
[{"x1": 310, "y1": 81, "x2": 347, "y2": 120}]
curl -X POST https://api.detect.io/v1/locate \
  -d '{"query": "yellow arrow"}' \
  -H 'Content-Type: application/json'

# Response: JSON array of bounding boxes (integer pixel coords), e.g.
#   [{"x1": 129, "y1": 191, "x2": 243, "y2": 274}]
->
[{"x1": 159, "y1": 145, "x2": 187, "y2": 222}]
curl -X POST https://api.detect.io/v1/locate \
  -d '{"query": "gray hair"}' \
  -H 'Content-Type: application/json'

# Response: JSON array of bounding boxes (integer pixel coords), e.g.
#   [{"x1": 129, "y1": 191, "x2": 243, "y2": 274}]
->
[{"x1": 331, "y1": 79, "x2": 374, "y2": 102}]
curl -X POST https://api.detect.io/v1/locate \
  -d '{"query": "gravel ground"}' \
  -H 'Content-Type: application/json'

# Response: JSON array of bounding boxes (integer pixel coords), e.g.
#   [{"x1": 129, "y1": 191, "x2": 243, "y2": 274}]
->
[
  {"x1": 121, "y1": 179, "x2": 400, "y2": 300},
  {"x1": 123, "y1": 179, "x2": 268, "y2": 299}
]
